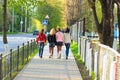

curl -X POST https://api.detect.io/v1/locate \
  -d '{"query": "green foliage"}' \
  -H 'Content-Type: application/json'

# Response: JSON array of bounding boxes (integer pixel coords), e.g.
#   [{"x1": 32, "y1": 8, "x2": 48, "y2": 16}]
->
[
  {"x1": 12, "y1": 48, "x2": 38, "y2": 80},
  {"x1": 0, "y1": 3, "x2": 3, "y2": 31},
  {"x1": 91, "y1": 71, "x2": 96, "y2": 80},
  {"x1": 80, "y1": 0, "x2": 102, "y2": 33},
  {"x1": 71, "y1": 41, "x2": 78, "y2": 54},
  {"x1": 117, "y1": 42, "x2": 119, "y2": 49},
  {"x1": 96, "y1": 1, "x2": 102, "y2": 23},
  {"x1": 5, "y1": 0, "x2": 46, "y2": 32},
  {"x1": 36, "y1": 3, "x2": 62, "y2": 30},
  {"x1": 71, "y1": 41, "x2": 91, "y2": 79},
  {"x1": 71, "y1": 43, "x2": 81, "y2": 71},
  {"x1": 71, "y1": 41, "x2": 84, "y2": 64},
  {"x1": 1, "y1": 0, "x2": 66, "y2": 32}
]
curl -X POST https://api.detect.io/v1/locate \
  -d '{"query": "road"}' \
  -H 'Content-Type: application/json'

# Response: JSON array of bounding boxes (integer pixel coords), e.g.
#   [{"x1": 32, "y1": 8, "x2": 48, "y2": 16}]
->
[{"x1": 0, "y1": 33, "x2": 37, "y2": 54}]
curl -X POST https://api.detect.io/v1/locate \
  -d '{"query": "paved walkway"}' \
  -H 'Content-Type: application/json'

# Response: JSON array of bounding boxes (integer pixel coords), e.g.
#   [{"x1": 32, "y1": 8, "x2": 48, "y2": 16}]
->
[{"x1": 14, "y1": 44, "x2": 83, "y2": 80}]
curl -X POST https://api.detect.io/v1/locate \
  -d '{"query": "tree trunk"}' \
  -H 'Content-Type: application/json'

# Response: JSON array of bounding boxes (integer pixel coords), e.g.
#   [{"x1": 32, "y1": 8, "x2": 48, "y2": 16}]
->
[
  {"x1": 3, "y1": 0, "x2": 9, "y2": 52},
  {"x1": 3, "y1": 0, "x2": 7, "y2": 44},
  {"x1": 100, "y1": 3, "x2": 114, "y2": 47},
  {"x1": 91, "y1": 0, "x2": 114, "y2": 47}
]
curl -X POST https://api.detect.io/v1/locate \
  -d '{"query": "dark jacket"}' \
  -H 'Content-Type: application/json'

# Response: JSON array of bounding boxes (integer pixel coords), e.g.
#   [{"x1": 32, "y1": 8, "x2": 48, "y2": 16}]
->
[{"x1": 47, "y1": 34, "x2": 56, "y2": 43}]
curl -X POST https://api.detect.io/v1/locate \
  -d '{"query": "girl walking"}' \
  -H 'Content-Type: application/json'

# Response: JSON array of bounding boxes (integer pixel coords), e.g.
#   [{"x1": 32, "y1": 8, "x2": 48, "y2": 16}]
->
[
  {"x1": 47, "y1": 28, "x2": 56, "y2": 58},
  {"x1": 64, "y1": 27, "x2": 72, "y2": 59},
  {"x1": 36, "y1": 29, "x2": 46, "y2": 58},
  {"x1": 56, "y1": 28, "x2": 64, "y2": 59}
]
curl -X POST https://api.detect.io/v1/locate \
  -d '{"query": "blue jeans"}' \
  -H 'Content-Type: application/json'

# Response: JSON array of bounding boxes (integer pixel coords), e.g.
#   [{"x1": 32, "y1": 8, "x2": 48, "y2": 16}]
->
[
  {"x1": 39, "y1": 42, "x2": 44, "y2": 57},
  {"x1": 65, "y1": 43, "x2": 70, "y2": 58}
]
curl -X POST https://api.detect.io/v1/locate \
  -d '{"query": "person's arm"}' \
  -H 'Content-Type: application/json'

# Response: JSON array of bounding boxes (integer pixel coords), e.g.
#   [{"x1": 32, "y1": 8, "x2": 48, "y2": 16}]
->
[
  {"x1": 47, "y1": 35, "x2": 50, "y2": 43},
  {"x1": 62, "y1": 33, "x2": 65, "y2": 45},
  {"x1": 70, "y1": 34, "x2": 73, "y2": 43},
  {"x1": 54, "y1": 35, "x2": 57, "y2": 45},
  {"x1": 44, "y1": 34, "x2": 46, "y2": 43},
  {"x1": 36, "y1": 34, "x2": 39, "y2": 44}
]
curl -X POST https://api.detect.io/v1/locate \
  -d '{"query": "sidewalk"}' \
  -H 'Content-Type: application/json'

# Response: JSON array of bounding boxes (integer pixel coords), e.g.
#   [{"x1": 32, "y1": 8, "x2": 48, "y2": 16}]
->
[{"x1": 14, "y1": 44, "x2": 83, "y2": 80}]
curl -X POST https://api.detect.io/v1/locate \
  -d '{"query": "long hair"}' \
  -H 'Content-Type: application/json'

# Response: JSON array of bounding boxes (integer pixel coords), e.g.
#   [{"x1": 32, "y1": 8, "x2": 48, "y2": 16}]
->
[
  {"x1": 65, "y1": 27, "x2": 70, "y2": 33},
  {"x1": 50, "y1": 28, "x2": 55, "y2": 35}
]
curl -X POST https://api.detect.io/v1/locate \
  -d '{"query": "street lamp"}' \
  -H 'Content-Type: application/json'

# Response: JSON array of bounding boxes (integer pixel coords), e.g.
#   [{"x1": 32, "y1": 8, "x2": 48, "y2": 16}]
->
[
  {"x1": 45, "y1": 14, "x2": 49, "y2": 32},
  {"x1": 45, "y1": 14, "x2": 49, "y2": 19},
  {"x1": 20, "y1": 20, "x2": 23, "y2": 32}
]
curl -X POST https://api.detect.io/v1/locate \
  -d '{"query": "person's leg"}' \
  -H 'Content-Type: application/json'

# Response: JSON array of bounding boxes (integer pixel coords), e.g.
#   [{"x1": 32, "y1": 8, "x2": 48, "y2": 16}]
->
[
  {"x1": 51, "y1": 47, "x2": 53, "y2": 56},
  {"x1": 52, "y1": 47, "x2": 54, "y2": 56},
  {"x1": 57, "y1": 46, "x2": 59, "y2": 53},
  {"x1": 58, "y1": 46, "x2": 62, "y2": 58},
  {"x1": 39, "y1": 42, "x2": 42, "y2": 57},
  {"x1": 65, "y1": 44, "x2": 67, "y2": 57},
  {"x1": 39, "y1": 47, "x2": 41, "y2": 57},
  {"x1": 40, "y1": 42, "x2": 44, "y2": 58},
  {"x1": 58, "y1": 42, "x2": 63, "y2": 59},
  {"x1": 57, "y1": 46, "x2": 59, "y2": 58},
  {"x1": 57, "y1": 46, "x2": 60, "y2": 58},
  {"x1": 49, "y1": 47, "x2": 52, "y2": 58},
  {"x1": 65, "y1": 43, "x2": 70, "y2": 59},
  {"x1": 49, "y1": 47, "x2": 51, "y2": 54},
  {"x1": 50, "y1": 47, "x2": 54, "y2": 58},
  {"x1": 39, "y1": 47, "x2": 42, "y2": 58}
]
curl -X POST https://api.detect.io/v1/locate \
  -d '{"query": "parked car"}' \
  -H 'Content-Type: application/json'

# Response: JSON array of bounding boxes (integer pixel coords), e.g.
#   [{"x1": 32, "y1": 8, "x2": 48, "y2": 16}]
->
[{"x1": 33, "y1": 30, "x2": 39, "y2": 35}]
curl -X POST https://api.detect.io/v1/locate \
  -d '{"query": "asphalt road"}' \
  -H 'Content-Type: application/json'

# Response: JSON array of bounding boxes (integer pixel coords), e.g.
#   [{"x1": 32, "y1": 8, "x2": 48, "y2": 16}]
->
[{"x1": 0, "y1": 33, "x2": 37, "y2": 54}]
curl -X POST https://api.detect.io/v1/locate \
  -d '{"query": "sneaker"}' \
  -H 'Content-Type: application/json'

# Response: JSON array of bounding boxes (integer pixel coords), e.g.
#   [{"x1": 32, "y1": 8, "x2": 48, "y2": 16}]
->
[
  {"x1": 40, "y1": 56, "x2": 42, "y2": 58},
  {"x1": 49, "y1": 55, "x2": 52, "y2": 58},
  {"x1": 59, "y1": 54, "x2": 61, "y2": 58},
  {"x1": 51, "y1": 55, "x2": 53, "y2": 58},
  {"x1": 57, "y1": 54, "x2": 61, "y2": 59},
  {"x1": 66, "y1": 57, "x2": 68, "y2": 60}
]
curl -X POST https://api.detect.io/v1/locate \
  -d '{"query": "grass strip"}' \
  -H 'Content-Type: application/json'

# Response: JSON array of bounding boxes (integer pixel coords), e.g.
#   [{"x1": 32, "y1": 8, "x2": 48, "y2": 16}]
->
[{"x1": 71, "y1": 42, "x2": 92, "y2": 80}]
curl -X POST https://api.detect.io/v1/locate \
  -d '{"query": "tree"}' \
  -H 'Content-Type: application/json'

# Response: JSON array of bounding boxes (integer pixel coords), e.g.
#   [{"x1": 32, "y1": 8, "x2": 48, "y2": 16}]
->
[
  {"x1": 3, "y1": 0, "x2": 9, "y2": 52},
  {"x1": 66, "y1": 0, "x2": 81, "y2": 25},
  {"x1": 88, "y1": 0, "x2": 114, "y2": 47},
  {"x1": 36, "y1": 1, "x2": 65, "y2": 30},
  {"x1": 7, "y1": 0, "x2": 47, "y2": 32}
]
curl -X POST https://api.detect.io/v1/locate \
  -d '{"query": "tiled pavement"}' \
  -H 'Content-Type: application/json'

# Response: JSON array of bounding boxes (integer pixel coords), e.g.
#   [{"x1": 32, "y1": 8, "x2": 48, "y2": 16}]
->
[{"x1": 13, "y1": 44, "x2": 83, "y2": 80}]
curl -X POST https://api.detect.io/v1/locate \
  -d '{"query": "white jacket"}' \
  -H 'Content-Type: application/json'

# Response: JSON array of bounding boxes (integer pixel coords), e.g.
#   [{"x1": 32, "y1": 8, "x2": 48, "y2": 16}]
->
[{"x1": 64, "y1": 33, "x2": 72, "y2": 43}]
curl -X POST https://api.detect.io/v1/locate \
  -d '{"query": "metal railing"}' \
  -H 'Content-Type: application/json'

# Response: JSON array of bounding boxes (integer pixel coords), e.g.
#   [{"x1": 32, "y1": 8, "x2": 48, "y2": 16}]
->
[{"x1": 0, "y1": 39, "x2": 37, "y2": 80}]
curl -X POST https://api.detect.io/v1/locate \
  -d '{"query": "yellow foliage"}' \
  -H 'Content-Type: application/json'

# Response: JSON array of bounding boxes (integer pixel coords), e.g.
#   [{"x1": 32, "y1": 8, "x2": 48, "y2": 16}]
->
[{"x1": 32, "y1": 18, "x2": 43, "y2": 30}]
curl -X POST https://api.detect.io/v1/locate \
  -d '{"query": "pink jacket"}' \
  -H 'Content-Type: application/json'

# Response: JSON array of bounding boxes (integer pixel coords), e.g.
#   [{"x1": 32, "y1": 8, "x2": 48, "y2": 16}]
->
[{"x1": 56, "y1": 31, "x2": 64, "y2": 42}]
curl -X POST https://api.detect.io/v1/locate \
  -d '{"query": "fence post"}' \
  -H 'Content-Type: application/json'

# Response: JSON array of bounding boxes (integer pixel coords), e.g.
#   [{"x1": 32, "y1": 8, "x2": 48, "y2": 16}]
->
[
  {"x1": 84, "y1": 39, "x2": 87, "y2": 63},
  {"x1": 22, "y1": 43, "x2": 24, "y2": 65},
  {"x1": 33, "y1": 39, "x2": 35, "y2": 51},
  {"x1": 27, "y1": 41, "x2": 29, "y2": 61},
  {"x1": 77, "y1": 22, "x2": 79, "y2": 43},
  {"x1": 80, "y1": 36, "x2": 82, "y2": 55},
  {"x1": 116, "y1": 56, "x2": 120, "y2": 80},
  {"x1": 0, "y1": 54, "x2": 2, "y2": 80},
  {"x1": 17, "y1": 46, "x2": 19, "y2": 70},
  {"x1": 10, "y1": 49, "x2": 12, "y2": 80},
  {"x1": 97, "y1": 46, "x2": 100, "y2": 80},
  {"x1": 30, "y1": 40, "x2": 32, "y2": 55}
]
